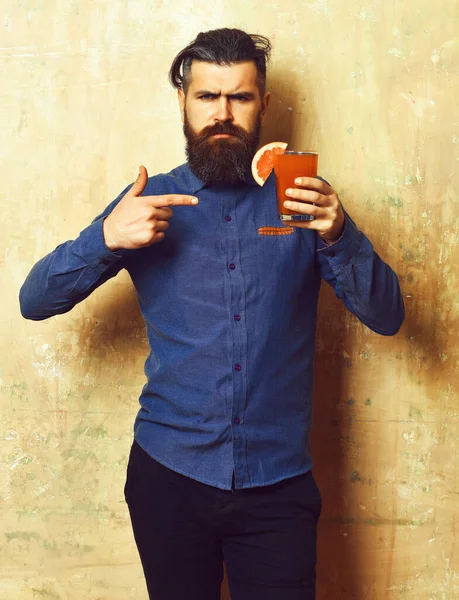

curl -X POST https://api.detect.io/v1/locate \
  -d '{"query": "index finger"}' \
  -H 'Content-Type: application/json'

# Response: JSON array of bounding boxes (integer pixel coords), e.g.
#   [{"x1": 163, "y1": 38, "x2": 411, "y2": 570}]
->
[
  {"x1": 144, "y1": 194, "x2": 199, "y2": 207},
  {"x1": 293, "y1": 177, "x2": 332, "y2": 193}
]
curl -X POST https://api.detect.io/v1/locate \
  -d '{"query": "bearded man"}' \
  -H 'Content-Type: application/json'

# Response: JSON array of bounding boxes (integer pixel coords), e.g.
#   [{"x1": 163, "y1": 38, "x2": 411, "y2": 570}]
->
[{"x1": 20, "y1": 28, "x2": 404, "y2": 600}]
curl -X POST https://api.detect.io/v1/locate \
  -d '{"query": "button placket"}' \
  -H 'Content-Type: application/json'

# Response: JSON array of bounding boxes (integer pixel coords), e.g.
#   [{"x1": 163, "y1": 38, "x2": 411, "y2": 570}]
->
[{"x1": 223, "y1": 189, "x2": 249, "y2": 485}]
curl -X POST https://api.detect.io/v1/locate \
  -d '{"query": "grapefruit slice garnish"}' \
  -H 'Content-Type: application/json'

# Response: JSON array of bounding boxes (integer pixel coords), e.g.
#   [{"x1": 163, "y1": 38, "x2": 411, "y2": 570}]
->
[{"x1": 251, "y1": 141, "x2": 288, "y2": 186}]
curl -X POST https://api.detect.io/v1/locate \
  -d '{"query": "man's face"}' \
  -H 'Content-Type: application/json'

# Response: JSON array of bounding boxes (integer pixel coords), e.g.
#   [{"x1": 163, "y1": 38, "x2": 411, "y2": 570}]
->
[{"x1": 178, "y1": 60, "x2": 270, "y2": 185}]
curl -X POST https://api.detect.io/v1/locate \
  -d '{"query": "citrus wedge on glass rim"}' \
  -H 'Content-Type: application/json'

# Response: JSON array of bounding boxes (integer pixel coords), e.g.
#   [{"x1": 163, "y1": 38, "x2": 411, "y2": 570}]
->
[{"x1": 251, "y1": 141, "x2": 288, "y2": 186}]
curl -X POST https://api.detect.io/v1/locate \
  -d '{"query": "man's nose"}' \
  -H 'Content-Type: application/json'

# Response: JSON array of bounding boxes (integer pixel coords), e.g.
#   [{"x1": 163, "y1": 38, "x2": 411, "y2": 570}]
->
[{"x1": 214, "y1": 98, "x2": 233, "y2": 122}]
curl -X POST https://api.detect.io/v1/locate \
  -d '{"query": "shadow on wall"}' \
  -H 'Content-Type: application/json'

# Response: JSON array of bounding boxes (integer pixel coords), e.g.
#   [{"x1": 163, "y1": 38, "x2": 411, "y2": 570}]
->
[
  {"x1": 311, "y1": 284, "x2": 357, "y2": 600},
  {"x1": 398, "y1": 257, "x2": 456, "y2": 414},
  {"x1": 259, "y1": 67, "x2": 318, "y2": 150},
  {"x1": 76, "y1": 288, "x2": 148, "y2": 362}
]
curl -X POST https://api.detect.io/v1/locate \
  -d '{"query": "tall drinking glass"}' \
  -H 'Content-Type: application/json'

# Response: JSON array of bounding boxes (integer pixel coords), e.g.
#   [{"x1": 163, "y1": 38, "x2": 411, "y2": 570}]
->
[{"x1": 274, "y1": 151, "x2": 318, "y2": 221}]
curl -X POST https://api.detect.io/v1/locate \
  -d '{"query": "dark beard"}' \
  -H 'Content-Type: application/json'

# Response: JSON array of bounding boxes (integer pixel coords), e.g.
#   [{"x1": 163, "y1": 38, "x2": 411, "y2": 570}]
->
[{"x1": 183, "y1": 111, "x2": 261, "y2": 186}]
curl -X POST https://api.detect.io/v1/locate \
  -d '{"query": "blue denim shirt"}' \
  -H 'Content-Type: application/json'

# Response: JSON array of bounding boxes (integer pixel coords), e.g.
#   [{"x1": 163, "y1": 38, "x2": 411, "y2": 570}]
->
[{"x1": 19, "y1": 164, "x2": 404, "y2": 490}]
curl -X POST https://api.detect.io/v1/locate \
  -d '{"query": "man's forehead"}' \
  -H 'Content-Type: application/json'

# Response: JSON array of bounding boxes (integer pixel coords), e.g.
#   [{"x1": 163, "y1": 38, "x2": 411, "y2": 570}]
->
[{"x1": 187, "y1": 60, "x2": 259, "y2": 92}]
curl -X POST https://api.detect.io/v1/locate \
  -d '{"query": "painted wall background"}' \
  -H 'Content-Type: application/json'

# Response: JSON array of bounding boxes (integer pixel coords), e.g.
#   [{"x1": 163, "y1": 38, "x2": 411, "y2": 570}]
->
[{"x1": 1, "y1": 1, "x2": 458, "y2": 598}]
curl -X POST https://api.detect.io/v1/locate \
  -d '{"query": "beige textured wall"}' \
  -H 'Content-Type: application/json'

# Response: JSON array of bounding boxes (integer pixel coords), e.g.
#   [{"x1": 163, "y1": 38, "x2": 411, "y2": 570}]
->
[{"x1": 2, "y1": 1, "x2": 458, "y2": 599}]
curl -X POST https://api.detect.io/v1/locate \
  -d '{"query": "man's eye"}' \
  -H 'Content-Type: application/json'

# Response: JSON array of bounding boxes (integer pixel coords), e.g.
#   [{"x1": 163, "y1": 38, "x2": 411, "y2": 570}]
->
[{"x1": 199, "y1": 94, "x2": 214, "y2": 100}]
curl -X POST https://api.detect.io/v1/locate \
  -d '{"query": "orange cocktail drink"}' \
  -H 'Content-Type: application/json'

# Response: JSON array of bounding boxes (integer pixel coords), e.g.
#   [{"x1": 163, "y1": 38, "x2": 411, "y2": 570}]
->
[{"x1": 273, "y1": 151, "x2": 318, "y2": 221}]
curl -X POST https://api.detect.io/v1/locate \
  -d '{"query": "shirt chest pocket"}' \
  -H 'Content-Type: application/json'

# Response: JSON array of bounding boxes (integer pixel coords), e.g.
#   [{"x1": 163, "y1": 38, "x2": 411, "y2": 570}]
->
[{"x1": 240, "y1": 228, "x2": 318, "y2": 315}]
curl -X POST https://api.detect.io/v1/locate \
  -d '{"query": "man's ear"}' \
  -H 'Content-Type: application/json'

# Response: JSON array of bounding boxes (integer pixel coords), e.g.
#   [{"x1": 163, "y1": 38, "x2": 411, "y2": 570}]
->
[
  {"x1": 178, "y1": 89, "x2": 185, "y2": 124},
  {"x1": 261, "y1": 92, "x2": 270, "y2": 121}
]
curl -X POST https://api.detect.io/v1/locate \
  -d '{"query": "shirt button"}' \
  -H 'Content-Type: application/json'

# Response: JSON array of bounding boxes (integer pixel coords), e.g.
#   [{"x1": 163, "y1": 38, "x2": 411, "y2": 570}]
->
[
  {"x1": 229, "y1": 263, "x2": 236, "y2": 270},
  {"x1": 225, "y1": 215, "x2": 232, "y2": 222},
  {"x1": 234, "y1": 314, "x2": 241, "y2": 321},
  {"x1": 328, "y1": 251, "x2": 335, "y2": 258},
  {"x1": 233, "y1": 417, "x2": 240, "y2": 425},
  {"x1": 234, "y1": 363, "x2": 242, "y2": 371},
  {"x1": 102, "y1": 259, "x2": 111, "y2": 265}
]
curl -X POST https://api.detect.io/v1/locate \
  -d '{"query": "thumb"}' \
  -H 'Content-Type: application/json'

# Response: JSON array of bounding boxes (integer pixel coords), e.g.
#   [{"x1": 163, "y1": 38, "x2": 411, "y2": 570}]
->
[{"x1": 129, "y1": 165, "x2": 148, "y2": 197}]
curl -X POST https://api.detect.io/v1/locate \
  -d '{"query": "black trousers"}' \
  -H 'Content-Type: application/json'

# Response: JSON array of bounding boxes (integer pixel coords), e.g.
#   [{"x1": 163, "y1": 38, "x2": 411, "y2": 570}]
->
[{"x1": 124, "y1": 440, "x2": 321, "y2": 600}]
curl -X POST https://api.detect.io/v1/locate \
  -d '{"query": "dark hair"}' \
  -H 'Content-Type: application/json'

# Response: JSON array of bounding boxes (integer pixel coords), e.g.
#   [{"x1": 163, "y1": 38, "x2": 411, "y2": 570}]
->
[{"x1": 169, "y1": 28, "x2": 272, "y2": 95}]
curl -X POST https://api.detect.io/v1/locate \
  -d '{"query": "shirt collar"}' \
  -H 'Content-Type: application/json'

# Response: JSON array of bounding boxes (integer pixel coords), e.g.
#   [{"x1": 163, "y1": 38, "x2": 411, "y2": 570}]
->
[{"x1": 182, "y1": 162, "x2": 260, "y2": 194}]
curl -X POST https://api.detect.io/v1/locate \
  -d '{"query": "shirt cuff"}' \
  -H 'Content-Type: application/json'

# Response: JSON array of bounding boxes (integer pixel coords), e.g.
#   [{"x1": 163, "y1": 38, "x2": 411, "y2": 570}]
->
[
  {"x1": 75, "y1": 217, "x2": 125, "y2": 266},
  {"x1": 316, "y1": 212, "x2": 362, "y2": 265}
]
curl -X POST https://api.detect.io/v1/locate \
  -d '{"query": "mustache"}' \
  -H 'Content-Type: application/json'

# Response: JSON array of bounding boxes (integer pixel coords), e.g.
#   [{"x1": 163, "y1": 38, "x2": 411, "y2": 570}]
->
[{"x1": 199, "y1": 122, "x2": 248, "y2": 139}]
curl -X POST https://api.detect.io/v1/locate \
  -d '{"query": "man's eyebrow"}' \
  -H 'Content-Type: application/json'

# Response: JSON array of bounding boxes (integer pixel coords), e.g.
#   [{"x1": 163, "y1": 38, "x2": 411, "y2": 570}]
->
[
  {"x1": 228, "y1": 91, "x2": 256, "y2": 99},
  {"x1": 193, "y1": 90, "x2": 256, "y2": 99},
  {"x1": 194, "y1": 90, "x2": 220, "y2": 97}
]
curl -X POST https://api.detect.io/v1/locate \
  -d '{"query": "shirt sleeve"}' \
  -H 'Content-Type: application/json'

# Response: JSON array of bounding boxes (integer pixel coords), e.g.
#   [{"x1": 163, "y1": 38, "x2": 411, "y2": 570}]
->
[
  {"x1": 315, "y1": 210, "x2": 405, "y2": 335},
  {"x1": 19, "y1": 184, "x2": 132, "y2": 321}
]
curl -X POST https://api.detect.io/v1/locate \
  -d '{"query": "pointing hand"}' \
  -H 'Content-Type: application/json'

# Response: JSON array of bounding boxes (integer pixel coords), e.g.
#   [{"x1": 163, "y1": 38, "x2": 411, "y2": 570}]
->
[{"x1": 103, "y1": 165, "x2": 199, "y2": 251}]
